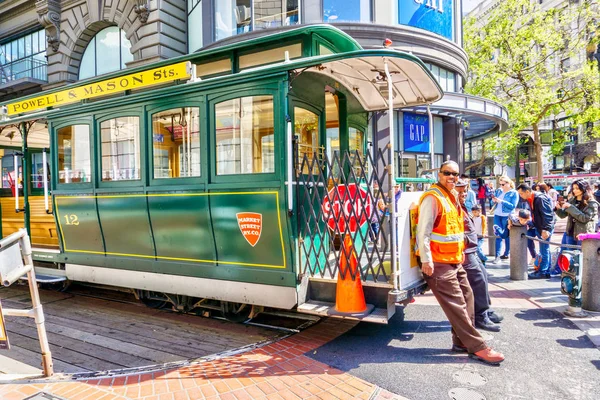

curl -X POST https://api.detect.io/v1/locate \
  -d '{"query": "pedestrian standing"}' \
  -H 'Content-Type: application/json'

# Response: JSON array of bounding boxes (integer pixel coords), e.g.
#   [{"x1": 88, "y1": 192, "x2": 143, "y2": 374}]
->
[
  {"x1": 476, "y1": 178, "x2": 488, "y2": 215},
  {"x1": 547, "y1": 183, "x2": 559, "y2": 209},
  {"x1": 517, "y1": 195, "x2": 538, "y2": 265},
  {"x1": 516, "y1": 183, "x2": 556, "y2": 279},
  {"x1": 417, "y1": 161, "x2": 504, "y2": 365},
  {"x1": 594, "y1": 181, "x2": 600, "y2": 203},
  {"x1": 554, "y1": 179, "x2": 598, "y2": 265},
  {"x1": 491, "y1": 177, "x2": 519, "y2": 263},
  {"x1": 461, "y1": 174, "x2": 477, "y2": 212},
  {"x1": 471, "y1": 204, "x2": 487, "y2": 264},
  {"x1": 456, "y1": 180, "x2": 503, "y2": 332}
]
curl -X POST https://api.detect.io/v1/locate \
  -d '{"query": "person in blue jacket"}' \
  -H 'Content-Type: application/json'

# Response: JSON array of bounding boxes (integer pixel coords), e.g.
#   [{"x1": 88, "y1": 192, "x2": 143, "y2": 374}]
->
[
  {"x1": 491, "y1": 176, "x2": 519, "y2": 263},
  {"x1": 516, "y1": 183, "x2": 556, "y2": 279}
]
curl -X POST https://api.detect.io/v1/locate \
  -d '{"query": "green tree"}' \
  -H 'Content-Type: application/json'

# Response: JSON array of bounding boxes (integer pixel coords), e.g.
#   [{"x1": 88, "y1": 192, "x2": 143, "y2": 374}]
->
[{"x1": 464, "y1": 0, "x2": 600, "y2": 180}]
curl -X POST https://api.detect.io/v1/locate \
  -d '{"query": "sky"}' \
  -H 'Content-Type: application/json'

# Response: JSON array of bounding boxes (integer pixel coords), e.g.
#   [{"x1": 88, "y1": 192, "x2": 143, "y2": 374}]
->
[{"x1": 463, "y1": 0, "x2": 485, "y2": 14}]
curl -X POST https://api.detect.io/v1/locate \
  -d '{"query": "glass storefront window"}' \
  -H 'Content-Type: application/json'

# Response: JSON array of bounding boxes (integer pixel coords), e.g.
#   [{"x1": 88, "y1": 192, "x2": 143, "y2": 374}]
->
[
  {"x1": 79, "y1": 27, "x2": 133, "y2": 80},
  {"x1": 57, "y1": 125, "x2": 91, "y2": 184},
  {"x1": 324, "y1": 0, "x2": 371, "y2": 22},
  {"x1": 188, "y1": 0, "x2": 203, "y2": 52},
  {"x1": 215, "y1": 96, "x2": 275, "y2": 175},
  {"x1": 425, "y1": 63, "x2": 456, "y2": 92},
  {"x1": 100, "y1": 117, "x2": 140, "y2": 181},
  {"x1": 152, "y1": 107, "x2": 201, "y2": 178},
  {"x1": 215, "y1": 0, "x2": 299, "y2": 41},
  {"x1": 0, "y1": 29, "x2": 47, "y2": 84},
  {"x1": 254, "y1": 0, "x2": 299, "y2": 29}
]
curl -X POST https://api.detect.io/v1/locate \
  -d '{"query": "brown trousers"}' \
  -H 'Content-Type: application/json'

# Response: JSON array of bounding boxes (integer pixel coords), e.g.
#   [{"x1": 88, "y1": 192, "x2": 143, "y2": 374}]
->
[{"x1": 423, "y1": 262, "x2": 487, "y2": 354}]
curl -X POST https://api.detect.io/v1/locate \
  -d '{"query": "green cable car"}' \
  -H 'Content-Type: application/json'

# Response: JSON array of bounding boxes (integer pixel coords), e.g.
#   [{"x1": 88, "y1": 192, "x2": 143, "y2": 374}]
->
[{"x1": 0, "y1": 25, "x2": 442, "y2": 323}]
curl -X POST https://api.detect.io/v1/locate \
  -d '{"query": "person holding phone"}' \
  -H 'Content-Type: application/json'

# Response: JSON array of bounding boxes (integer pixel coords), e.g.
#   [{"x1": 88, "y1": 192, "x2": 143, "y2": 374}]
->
[{"x1": 554, "y1": 180, "x2": 598, "y2": 272}]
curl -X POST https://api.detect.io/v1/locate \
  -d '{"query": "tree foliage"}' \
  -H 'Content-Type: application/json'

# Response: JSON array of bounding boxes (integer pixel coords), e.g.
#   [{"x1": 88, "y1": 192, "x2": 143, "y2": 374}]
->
[{"x1": 464, "y1": 0, "x2": 600, "y2": 179}]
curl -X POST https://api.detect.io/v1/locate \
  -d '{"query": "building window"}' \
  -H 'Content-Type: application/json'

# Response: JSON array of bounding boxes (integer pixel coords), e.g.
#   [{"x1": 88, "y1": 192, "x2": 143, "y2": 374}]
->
[
  {"x1": 324, "y1": 0, "x2": 371, "y2": 23},
  {"x1": 57, "y1": 125, "x2": 91, "y2": 184},
  {"x1": 100, "y1": 117, "x2": 140, "y2": 181},
  {"x1": 215, "y1": 0, "x2": 300, "y2": 41},
  {"x1": 215, "y1": 96, "x2": 275, "y2": 175},
  {"x1": 0, "y1": 30, "x2": 47, "y2": 84},
  {"x1": 79, "y1": 27, "x2": 133, "y2": 80},
  {"x1": 152, "y1": 107, "x2": 201, "y2": 179},
  {"x1": 424, "y1": 63, "x2": 456, "y2": 92},
  {"x1": 188, "y1": 0, "x2": 203, "y2": 52}
]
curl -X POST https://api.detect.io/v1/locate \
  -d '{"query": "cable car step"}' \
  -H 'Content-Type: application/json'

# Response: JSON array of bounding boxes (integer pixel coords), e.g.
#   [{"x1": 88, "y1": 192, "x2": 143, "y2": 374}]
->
[
  {"x1": 297, "y1": 300, "x2": 388, "y2": 324},
  {"x1": 20, "y1": 274, "x2": 67, "y2": 284}
]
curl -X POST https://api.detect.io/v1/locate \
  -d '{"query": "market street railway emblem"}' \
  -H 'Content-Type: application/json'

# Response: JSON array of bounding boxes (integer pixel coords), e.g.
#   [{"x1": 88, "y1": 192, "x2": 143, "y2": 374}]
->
[{"x1": 236, "y1": 212, "x2": 263, "y2": 247}]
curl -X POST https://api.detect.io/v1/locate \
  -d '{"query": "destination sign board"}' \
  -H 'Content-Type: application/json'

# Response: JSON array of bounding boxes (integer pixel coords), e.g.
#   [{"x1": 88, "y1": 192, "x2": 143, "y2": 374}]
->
[{"x1": 5, "y1": 61, "x2": 192, "y2": 116}]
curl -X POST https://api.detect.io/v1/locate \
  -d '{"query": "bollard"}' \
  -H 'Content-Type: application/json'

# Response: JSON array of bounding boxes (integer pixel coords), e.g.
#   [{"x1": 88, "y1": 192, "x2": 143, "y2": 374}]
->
[
  {"x1": 581, "y1": 238, "x2": 600, "y2": 312},
  {"x1": 509, "y1": 225, "x2": 528, "y2": 280},
  {"x1": 487, "y1": 215, "x2": 496, "y2": 257}
]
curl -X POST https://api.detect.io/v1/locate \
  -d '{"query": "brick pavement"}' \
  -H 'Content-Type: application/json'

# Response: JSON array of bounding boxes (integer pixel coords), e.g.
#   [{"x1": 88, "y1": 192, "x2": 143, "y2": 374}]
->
[{"x1": 0, "y1": 318, "x2": 407, "y2": 400}]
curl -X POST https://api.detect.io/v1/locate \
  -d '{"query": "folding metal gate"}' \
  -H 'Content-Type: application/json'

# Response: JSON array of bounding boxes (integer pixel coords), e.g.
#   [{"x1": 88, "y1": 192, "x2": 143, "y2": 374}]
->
[{"x1": 295, "y1": 148, "x2": 394, "y2": 283}]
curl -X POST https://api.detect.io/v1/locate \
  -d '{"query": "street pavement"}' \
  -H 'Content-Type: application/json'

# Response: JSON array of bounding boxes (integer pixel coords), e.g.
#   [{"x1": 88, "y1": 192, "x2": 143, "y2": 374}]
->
[{"x1": 309, "y1": 257, "x2": 600, "y2": 400}]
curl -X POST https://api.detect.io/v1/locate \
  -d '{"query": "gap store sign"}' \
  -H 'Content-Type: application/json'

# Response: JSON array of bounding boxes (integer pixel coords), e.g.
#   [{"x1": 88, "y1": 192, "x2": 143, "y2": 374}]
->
[
  {"x1": 403, "y1": 112, "x2": 430, "y2": 153},
  {"x1": 399, "y1": 0, "x2": 454, "y2": 41}
]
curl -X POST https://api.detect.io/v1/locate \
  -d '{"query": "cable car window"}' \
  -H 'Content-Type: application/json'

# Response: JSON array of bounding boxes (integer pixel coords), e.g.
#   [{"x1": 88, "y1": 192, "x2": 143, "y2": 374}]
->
[
  {"x1": 238, "y1": 43, "x2": 302, "y2": 70},
  {"x1": 294, "y1": 107, "x2": 321, "y2": 175},
  {"x1": 215, "y1": 95, "x2": 274, "y2": 175},
  {"x1": 195, "y1": 58, "x2": 232, "y2": 78},
  {"x1": 151, "y1": 107, "x2": 201, "y2": 178},
  {"x1": 57, "y1": 125, "x2": 91, "y2": 183},
  {"x1": 100, "y1": 117, "x2": 140, "y2": 181}
]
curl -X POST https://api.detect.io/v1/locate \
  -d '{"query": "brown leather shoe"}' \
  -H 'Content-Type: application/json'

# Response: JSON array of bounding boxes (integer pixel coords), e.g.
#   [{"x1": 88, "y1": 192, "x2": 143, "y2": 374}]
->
[{"x1": 469, "y1": 348, "x2": 505, "y2": 365}]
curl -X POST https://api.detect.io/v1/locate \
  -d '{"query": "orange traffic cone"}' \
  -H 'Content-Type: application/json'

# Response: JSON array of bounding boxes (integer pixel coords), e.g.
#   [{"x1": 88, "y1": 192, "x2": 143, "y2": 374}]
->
[{"x1": 335, "y1": 235, "x2": 367, "y2": 313}]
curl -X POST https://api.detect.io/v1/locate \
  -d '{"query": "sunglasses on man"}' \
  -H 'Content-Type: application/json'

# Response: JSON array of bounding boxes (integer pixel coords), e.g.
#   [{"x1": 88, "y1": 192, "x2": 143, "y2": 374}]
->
[{"x1": 440, "y1": 171, "x2": 459, "y2": 177}]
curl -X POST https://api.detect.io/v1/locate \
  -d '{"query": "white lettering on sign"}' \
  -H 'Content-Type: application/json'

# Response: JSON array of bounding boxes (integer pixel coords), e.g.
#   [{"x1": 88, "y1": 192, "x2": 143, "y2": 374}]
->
[
  {"x1": 414, "y1": 0, "x2": 444, "y2": 13},
  {"x1": 409, "y1": 124, "x2": 427, "y2": 142}
]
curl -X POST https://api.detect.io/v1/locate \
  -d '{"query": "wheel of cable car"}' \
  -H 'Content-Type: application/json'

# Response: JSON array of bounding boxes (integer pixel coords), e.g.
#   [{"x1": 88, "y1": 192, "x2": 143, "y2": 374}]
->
[
  {"x1": 40, "y1": 279, "x2": 71, "y2": 292},
  {"x1": 136, "y1": 290, "x2": 169, "y2": 309},
  {"x1": 221, "y1": 302, "x2": 252, "y2": 322}
]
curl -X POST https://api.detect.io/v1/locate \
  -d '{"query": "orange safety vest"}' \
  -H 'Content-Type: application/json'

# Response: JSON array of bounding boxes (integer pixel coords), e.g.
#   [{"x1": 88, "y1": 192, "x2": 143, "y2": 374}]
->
[{"x1": 418, "y1": 183, "x2": 465, "y2": 264}]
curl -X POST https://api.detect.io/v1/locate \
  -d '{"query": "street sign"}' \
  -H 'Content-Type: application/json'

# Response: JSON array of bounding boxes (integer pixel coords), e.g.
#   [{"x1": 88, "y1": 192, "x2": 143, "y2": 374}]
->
[{"x1": 321, "y1": 183, "x2": 372, "y2": 233}]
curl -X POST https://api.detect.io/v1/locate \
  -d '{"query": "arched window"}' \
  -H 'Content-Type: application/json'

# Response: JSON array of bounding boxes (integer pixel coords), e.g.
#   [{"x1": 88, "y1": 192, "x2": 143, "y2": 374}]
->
[{"x1": 79, "y1": 27, "x2": 133, "y2": 80}]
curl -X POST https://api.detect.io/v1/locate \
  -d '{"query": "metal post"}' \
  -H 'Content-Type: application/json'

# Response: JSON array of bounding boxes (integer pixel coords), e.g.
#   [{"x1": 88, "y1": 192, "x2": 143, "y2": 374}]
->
[
  {"x1": 20, "y1": 122, "x2": 30, "y2": 237},
  {"x1": 581, "y1": 238, "x2": 600, "y2": 312},
  {"x1": 486, "y1": 215, "x2": 496, "y2": 257},
  {"x1": 427, "y1": 105, "x2": 434, "y2": 170},
  {"x1": 509, "y1": 225, "x2": 528, "y2": 280},
  {"x1": 384, "y1": 60, "x2": 399, "y2": 292}
]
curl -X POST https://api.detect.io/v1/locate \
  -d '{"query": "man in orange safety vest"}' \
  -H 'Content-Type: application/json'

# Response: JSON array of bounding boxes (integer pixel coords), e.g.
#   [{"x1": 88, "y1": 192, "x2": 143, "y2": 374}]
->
[{"x1": 416, "y1": 160, "x2": 504, "y2": 365}]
